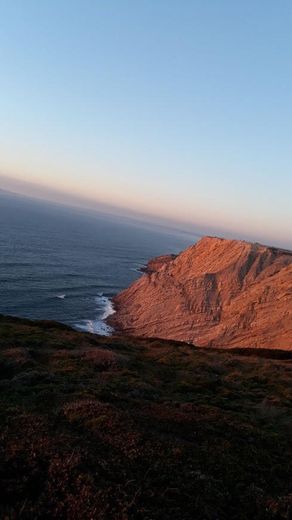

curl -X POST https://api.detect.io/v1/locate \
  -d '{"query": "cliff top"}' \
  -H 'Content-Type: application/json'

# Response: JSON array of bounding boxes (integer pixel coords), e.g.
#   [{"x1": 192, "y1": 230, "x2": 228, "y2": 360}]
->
[{"x1": 1, "y1": 314, "x2": 292, "y2": 518}]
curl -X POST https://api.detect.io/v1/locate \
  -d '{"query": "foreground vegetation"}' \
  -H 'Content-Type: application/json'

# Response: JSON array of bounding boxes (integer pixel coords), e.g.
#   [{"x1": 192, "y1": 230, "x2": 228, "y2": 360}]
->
[{"x1": 0, "y1": 315, "x2": 292, "y2": 519}]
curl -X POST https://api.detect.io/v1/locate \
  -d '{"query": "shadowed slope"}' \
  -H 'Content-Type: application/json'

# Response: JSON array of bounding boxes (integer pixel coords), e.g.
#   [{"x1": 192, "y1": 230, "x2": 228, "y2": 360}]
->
[{"x1": 1, "y1": 315, "x2": 292, "y2": 518}]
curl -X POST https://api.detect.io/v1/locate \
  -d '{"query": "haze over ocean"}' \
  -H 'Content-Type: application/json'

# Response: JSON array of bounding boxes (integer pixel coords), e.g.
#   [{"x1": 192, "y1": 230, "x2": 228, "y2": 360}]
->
[{"x1": 0, "y1": 191, "x2": 196, "y2": 333}]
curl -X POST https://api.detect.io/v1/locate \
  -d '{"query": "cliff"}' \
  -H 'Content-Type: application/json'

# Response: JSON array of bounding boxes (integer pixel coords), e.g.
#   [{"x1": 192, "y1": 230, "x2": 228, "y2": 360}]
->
[{"x1": 109, "y1": 236, "x2": 292, "y2": 349}]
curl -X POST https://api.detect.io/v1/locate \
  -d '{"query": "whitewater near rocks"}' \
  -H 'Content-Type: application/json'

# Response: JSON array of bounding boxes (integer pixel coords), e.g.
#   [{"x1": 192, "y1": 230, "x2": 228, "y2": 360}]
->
[{"x1": 109, "y1": 236, "x2": 292, "y2": 349}]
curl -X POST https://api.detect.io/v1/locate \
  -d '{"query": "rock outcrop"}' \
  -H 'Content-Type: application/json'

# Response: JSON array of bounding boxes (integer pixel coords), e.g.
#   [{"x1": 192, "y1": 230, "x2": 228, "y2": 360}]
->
[
  {"x1": 109, "y1": 236, "x2": 292, "y2": 349},
  {"x1": 140, "y1": 254, "x2": 177, "y2": 274}
]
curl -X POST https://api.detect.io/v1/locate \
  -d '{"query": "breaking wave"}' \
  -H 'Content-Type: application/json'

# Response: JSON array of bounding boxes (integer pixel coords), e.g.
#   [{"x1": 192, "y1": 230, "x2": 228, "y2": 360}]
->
[{"x1": 75, "y1": 294, "x2": 115, "y2": 336}]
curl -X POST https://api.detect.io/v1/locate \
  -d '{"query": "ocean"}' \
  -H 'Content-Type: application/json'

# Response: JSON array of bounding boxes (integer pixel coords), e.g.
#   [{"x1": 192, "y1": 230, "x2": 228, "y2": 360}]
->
[{"x1": 0, "y1": 191, "x2": 197, "y2": 334}]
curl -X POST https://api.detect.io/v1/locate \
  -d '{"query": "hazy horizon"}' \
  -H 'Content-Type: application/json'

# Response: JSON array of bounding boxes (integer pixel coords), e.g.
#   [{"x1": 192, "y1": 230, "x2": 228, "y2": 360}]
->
[
  {"x1": 1, "y1": 173, "x2": 292, "y2": 250},
  {"x1": 1, "y1": 2, "x2": 291, "y2": 247}
]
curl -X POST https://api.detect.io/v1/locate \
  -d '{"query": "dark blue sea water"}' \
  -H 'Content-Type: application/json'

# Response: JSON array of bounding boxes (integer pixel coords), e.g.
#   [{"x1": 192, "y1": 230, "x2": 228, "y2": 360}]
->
[{"x1": 0, "y1": 191, "x2": 197, "y2": 334}]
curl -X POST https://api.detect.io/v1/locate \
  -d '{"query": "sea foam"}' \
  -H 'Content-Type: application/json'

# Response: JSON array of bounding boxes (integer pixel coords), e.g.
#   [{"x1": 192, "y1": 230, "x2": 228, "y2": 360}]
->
[{"x1": 75, "y1": 294, "x2": 115, "y2": 336}]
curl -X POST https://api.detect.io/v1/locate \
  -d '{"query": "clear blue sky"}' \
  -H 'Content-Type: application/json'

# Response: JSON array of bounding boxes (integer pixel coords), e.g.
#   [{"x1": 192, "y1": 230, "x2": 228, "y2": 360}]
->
[{"x1": 0, "y1": 1, "x2": 291, "y2": 246}]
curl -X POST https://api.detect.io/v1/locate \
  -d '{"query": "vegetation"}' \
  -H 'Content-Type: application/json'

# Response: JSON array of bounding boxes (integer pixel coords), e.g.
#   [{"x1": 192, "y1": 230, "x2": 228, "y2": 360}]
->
[{"x1": 0, "y1": 314, "x2": 292, "y2": 519}]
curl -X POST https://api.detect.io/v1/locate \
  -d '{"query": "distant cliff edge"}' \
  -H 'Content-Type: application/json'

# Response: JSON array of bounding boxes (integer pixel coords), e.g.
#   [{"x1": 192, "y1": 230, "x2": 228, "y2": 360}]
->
[{"x1": 108, "y1": 236, "x2": 292, "y2": 349}]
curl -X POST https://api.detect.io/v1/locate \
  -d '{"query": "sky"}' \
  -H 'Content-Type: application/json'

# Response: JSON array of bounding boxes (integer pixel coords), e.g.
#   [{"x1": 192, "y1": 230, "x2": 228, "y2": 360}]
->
[{"x1": 0, "y1": 1, "x2": 291, "y2": 246}]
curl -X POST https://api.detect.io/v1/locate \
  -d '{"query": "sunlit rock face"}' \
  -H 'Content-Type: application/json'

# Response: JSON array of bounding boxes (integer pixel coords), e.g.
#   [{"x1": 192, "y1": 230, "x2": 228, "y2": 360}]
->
[{"x1": 109, "y1": 236, "x2": 292, "y2": 349}]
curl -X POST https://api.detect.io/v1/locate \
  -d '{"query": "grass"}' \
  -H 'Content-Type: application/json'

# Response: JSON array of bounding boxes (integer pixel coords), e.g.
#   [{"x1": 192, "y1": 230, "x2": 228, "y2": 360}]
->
[{"x1": 0, "y1": 314, "x2": 292, "y2": 519}]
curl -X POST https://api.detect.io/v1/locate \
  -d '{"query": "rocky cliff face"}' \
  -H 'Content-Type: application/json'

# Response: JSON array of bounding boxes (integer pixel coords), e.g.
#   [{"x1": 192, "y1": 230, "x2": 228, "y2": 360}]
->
[{"x1": 109, "y1": 236, "x2": 292, "y2": 349}]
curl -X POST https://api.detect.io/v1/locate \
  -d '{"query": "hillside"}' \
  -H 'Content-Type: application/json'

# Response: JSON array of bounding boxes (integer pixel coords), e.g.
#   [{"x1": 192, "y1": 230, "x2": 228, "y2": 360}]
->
[
  {"x1": 1, "y1": 315, "x2": 292, "y2": 518},
  {"x1": 109, "y1": 236, "x2": 292, "y2": 349}
]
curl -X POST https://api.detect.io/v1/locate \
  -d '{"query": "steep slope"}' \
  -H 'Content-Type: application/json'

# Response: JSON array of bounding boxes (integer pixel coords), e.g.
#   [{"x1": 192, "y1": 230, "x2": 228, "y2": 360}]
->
[{"x1": 109, "y1": 236, "x2": 292, "y2": 349}]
